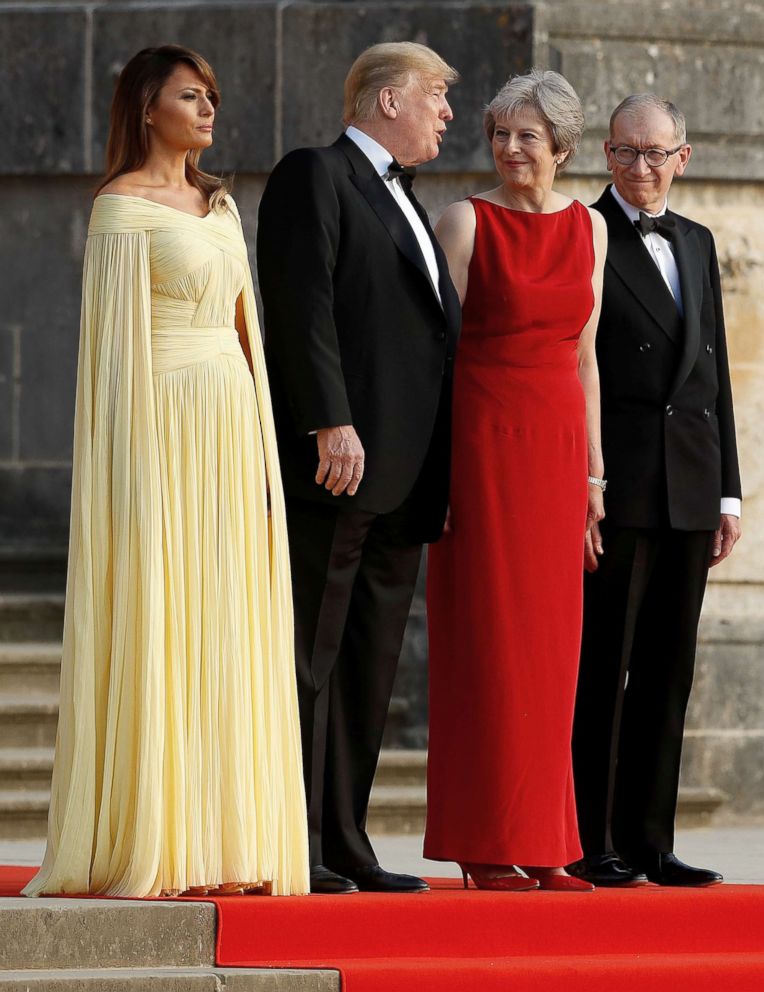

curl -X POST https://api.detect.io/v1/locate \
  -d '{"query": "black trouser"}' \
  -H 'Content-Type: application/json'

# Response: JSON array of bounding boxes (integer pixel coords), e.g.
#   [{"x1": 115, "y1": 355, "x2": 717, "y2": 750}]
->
[
  {"x1": 285, "y1": 496, "x2": 422, "y2": 869},
  {"x1": 572, "y1": 522, "x2": 714, "y2": 868}
]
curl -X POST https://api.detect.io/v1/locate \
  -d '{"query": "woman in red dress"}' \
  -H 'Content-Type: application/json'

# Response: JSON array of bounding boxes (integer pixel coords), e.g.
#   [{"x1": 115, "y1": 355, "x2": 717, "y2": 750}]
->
[{"x1": 424, "y1": 70, "x2": 607, "y2": 891}]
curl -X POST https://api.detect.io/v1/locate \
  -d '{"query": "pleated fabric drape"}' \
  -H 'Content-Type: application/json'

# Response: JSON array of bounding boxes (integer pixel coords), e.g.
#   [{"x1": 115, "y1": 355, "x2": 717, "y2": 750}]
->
[{"x1": 23, "y1": 194, "x2": 309, "y2": 897}]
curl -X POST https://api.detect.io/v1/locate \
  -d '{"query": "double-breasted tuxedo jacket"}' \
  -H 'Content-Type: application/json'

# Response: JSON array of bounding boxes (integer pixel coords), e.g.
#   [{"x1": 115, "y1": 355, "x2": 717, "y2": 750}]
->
[
  {"x1": 256, "y1": 132, "x2": 460, "y2": 870},
  {"x1": 257, "y1": 133, "x2": 461, "y2": 544},
  {"x1": 593, "y1": 186, "x2": 741, "y2": 529},
  {"x1": 572, "y1": 186, "x2": 741, "y2": 865}
]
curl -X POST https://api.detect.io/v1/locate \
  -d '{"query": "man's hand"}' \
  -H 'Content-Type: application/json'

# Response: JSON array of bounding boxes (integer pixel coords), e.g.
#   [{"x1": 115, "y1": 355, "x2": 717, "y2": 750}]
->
[
  {"x1": 316, "y1": 425, "x2": 365, "y2": 496},
  {"x1": 710, "y1": 513, "x2": 741, "y2": 567}
]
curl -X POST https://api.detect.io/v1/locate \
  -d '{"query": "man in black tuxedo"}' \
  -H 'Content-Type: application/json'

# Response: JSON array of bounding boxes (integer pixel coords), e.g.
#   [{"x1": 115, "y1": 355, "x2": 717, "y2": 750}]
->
[
  {"x1": 257, "y1": 42, "x2": 461, "y2": 894},
  {"x1": 569, "y1": 95, "x2": 742, "y2": 888}
]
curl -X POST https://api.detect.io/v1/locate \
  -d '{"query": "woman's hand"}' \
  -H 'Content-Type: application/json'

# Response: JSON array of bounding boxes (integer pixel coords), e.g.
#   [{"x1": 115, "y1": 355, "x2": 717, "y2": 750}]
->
[
  {"x1": 584, "y1": 484, "x2": 605, "y2": 572},
  {"x1": 587, "y1": 484, "x2": 605, "y2": 527},
  {"x1": 442, "y1": 505, "x2": 453, "y2": 535}
]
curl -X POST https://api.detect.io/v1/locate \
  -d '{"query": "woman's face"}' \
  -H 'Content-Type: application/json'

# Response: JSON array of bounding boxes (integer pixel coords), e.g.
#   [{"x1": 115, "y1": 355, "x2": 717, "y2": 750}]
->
[
  {"x1": 491, "y1": 109, "x2": 562, "y2": 192},
  {"x1": 146, "y1": 63, "x2": 216, "y2": 152}
]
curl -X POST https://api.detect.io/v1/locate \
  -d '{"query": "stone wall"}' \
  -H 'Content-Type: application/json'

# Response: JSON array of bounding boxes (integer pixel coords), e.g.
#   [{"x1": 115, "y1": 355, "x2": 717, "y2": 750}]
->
[{"x1": 1, "y1": 0, "x2": 763, "y2": 816}]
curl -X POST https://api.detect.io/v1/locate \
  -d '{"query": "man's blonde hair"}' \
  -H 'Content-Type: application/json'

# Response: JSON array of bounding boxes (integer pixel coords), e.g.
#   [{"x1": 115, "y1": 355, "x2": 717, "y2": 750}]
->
[{"x1": 343, "y1": 42, "x2": 458, "y2": 125}]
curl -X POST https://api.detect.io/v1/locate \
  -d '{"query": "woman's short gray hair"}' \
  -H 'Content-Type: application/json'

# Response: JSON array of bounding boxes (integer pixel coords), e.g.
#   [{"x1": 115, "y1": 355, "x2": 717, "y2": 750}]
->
[{"x1": 484, "y1": 68, "x2": 585, "y2": 172}]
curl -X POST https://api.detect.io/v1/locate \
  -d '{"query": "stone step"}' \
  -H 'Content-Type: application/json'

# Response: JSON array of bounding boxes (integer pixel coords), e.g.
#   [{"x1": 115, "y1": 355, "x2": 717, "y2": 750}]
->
[
  {"x1": 0, "y1": 747, "x2": 54, "y2": 789},
  {"x1": 0, "y1": 788, "x2": 50, "y2": 840},
  {"x1": 0, "y1": 594, "x2": 65, "y2": 642},
  {"x1": 0, "y1": 693, "x2": 59, "y2": 748},
  {"x1": 0, "y1": 553, "x2": 67, "y2": 594},
  {"x1": 0, "y1": 897, "x2": 337, "y2": 989},
  {"x1": 0, "y1": 898, "x2": 216, "y2": 971},
  {"x1": 368, "y1": 752, "x2": 728, "y2": 835},
  {"x1": 0, "y1": 641, "x2": 62, "y2": 693},
  {"x1": 374, "y1": 749, "x2": 427, "y2": 786},
  {"x1": 0, "y1": 968, "x2": 337, "y2": 991},
  {"x1": 675, "y1": 786, "x2": 728, "y2": 827},
  {"x1": 367, "y1": 784, "x2": 426, "y2": 835}
]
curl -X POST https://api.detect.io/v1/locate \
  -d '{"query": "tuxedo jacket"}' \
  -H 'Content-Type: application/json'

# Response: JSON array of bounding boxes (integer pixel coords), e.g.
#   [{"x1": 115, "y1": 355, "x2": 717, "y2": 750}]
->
[
  {"x1": 256, "y1": 134, "x2": 461, "y2": 542},
  {"x1": 592, "y1": 187, "x2": 741, "y2": 531}
]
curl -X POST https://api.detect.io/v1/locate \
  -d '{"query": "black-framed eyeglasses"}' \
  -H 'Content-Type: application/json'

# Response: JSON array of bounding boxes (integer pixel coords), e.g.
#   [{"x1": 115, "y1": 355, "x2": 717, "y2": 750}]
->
[{"x1": 608, "y1": 144, "x2": 684, "y2": 167}]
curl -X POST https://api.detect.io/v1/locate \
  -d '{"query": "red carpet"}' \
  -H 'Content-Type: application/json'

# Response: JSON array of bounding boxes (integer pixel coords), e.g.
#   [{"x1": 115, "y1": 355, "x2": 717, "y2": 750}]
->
[{"x1": 4, "y1": 867, "x2": 764, "y2": 989}]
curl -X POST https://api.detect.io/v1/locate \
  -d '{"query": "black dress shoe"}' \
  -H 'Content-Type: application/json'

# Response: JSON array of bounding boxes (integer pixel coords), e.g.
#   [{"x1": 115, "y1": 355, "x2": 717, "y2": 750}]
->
[
  {"x1": 637, "y1": 853, "x2": 723, "y2": 888},
  {"x1": 567, "y1": 853, "x2": 649, "y2": 887},
  {"x1": 338, "y1": 864, "x2": 429, "y2": 893},
  {"x1": 310, "y1": 864, "x2": 359, "y2": 894}
]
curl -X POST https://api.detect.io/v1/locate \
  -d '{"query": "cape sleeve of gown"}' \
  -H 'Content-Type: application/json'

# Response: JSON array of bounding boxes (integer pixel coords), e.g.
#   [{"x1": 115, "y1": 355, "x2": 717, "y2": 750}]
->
[
  {"x1": 24, "y1": 195, "x2": 165, "y2": 896},
  {"x1": 227, "y1": 195, "x2": 310, "y2": 895}
]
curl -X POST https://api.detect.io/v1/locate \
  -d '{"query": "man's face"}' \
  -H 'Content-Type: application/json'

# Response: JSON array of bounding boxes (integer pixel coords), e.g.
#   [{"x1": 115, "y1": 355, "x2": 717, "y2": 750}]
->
[
  {"x1": 392, "y1": 75, "x2": 453, "y2": 166},
  {"x1": 605, "y1": 107, "x2": 691, "y2": 214}
]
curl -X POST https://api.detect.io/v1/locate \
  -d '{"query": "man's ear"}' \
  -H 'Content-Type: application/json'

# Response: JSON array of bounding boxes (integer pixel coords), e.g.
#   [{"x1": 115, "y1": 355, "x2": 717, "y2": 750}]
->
[
  {"x1": 379, "y1": 87, "x2": 398, "y2": 120},
  {"x1": 603, "y1": 138, "x2": 613, "y2": 172},
  {"x1": 674, "y1": 144, "x2": 692, "y2": 178}
]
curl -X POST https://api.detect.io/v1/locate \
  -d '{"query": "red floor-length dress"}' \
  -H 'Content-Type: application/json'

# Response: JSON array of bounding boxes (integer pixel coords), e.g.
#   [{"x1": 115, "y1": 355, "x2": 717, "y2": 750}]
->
[{"x1": 425, "y1": 197, "x2": 595, "y2": 867}]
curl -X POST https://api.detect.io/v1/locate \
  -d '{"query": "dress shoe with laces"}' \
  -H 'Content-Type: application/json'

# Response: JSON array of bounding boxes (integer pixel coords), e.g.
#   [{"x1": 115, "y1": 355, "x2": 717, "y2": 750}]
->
[
  {"x1": 567, "y1": 853, "x2": 649, "y2": 887},
  {"x1": 338, "y1": 864, "x2": 429, "y2": 893},
  {"x1": 636, "y1": 853, "x2": 723, "y2": 888},
  {"x1": 310, "y1": 864, "x2": 359, "y2": 894}
]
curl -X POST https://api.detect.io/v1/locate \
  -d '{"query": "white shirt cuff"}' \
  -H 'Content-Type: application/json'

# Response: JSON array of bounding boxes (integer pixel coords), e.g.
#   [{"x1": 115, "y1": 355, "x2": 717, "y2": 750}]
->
[{"x1": 721, "y1": 497, "x2": 742, "y2": 518}]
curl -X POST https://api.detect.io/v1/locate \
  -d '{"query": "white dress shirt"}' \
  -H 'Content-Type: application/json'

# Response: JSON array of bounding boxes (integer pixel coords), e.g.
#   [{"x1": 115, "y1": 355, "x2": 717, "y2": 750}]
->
[
  {"x1": 345, "y1": 125, "x2": 442, "y2": 304},
  {"x1": 610, "y1": 185, "x2": 683, "y2": 315},
  {"x1": 610, "y1": 185, "x2": 740, "y2": 519}
]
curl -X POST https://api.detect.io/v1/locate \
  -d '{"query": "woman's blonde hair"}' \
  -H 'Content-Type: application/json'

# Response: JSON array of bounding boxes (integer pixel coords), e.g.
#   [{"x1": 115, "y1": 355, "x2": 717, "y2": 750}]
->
[
  {"x1": 97, "y1": 45, "x2": 230, "y2": 210},
  {"x1": 343, "y1": 42, "x2": 458, "y2": 125},
  {"x1": 484, "y1": 68, "x2": 585, "y2": 172}
]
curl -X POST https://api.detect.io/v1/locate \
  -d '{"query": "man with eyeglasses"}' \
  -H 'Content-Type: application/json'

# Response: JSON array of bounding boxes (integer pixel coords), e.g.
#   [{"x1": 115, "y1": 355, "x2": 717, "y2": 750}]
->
[{"x1": 569, "y1": 94, "x2": 742, "y2": 888}]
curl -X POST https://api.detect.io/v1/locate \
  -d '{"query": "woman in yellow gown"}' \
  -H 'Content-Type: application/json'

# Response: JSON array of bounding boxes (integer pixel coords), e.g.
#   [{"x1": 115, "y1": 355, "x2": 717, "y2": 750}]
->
[{"x1": 23, "y1": 45, "x2": 309, "y2": 897}]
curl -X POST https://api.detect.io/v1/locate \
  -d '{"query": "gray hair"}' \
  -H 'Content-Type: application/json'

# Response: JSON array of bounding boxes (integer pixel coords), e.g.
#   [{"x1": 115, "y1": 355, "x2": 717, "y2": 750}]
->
[
  {"x1": 484, "y1": 68, "x2": 585, "y2": 172},
  {"x1": 609, "y1": 94, "x2": 687, "y2": 144}
]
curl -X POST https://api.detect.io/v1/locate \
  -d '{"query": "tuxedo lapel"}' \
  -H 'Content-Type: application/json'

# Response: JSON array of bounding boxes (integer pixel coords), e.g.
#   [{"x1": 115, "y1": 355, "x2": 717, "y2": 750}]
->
[
  {"x1": 595, "y1": 188, "x2": 682, "y2": 346},
  {"x1": 408, "y1": 188, "x2": 461, "y2": 336},
  {"x1": 432, "y1": 233, "x2": 461, "y2": 340},
  {"x1": 335, "y1": 134, "x2": 443, "y2": 308},
  {"x1": 668, "y1": 215, "x2": 703, "y2": 397}
]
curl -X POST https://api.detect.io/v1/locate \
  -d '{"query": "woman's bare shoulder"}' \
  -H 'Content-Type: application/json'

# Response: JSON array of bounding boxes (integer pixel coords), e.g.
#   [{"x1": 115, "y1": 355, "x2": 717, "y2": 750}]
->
[
  {"x1": 97, "y1": 173, "x2": 147, "y2": 198},
  {"x1": 435, "y1": 198, "x2": 477, "y2": 236}
]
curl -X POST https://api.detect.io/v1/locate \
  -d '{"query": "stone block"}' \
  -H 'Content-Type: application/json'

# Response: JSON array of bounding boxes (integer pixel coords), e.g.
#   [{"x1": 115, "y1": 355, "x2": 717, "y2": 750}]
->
[
  {"x1": 681, "y1": 733, "x2": 764, "y2": 817},
  {"x1": 0, "y1": 178, "x2": 91, "y2": 462},
  {"x1": 223, "y1": 971, "x2": 339, "y2": 991},
  {"x1": 0, "y1": 900, "x2": 216, "y2": 971},
  {"x1": 0, "y1": 968, "x2": 339, "y2": 992},
  {"x1": 0, "y1": 9, "x2": 87, "y2": 175},
  {"x1": 0, "y1": 467, "x2": 72, "y2": 552},
  {"x1": 686, "y1": 638, "x2": 764, "y2": 732},
  {"x1": 91, "y1": 4, "x2": 277, "y2": 174},
  {"x1": 541, "y1": 0, "x2": 764, "y2": 46},
  {"x1": 280, "y1": 2, "x2": 534, "y2": 171}
]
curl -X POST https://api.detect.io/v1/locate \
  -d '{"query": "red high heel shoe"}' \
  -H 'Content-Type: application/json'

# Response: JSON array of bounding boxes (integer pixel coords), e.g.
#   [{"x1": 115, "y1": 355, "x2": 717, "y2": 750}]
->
[
  {"x1": 459, "y1": 863, "x2": 540, "y2": 892},
  {"x1": 520, "y1": 866, "x2": 594, "y2": 892}
]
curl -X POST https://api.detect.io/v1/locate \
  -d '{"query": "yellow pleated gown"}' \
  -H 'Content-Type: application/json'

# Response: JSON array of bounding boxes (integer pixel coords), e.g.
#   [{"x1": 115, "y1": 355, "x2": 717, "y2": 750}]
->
[{"x1": 23, "y1": 193, "x2": 309, "y2": 897}]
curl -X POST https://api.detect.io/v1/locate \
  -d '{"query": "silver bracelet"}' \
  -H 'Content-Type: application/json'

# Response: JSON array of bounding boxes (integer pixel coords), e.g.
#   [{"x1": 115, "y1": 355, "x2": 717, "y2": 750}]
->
[{"x1": 588, "y1": 475, "x2": 607, "y2": 491}]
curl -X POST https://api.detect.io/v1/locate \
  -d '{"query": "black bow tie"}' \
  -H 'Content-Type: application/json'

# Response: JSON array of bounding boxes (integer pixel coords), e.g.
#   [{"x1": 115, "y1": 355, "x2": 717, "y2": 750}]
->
[
  {"x1": 634, "y1": 211, "x2": 676, "y2": 240},
  {"x1": 385, "y1": 160, "x2": 417, "y2": 189}
]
